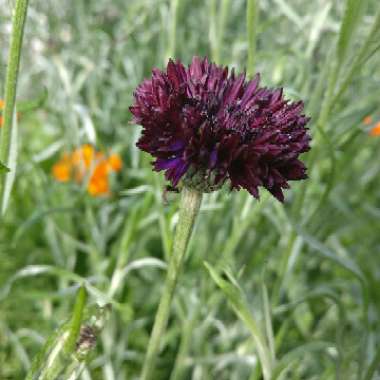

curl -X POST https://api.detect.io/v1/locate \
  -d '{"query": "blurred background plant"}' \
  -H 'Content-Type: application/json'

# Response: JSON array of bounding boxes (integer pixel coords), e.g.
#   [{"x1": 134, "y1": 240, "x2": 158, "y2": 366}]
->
[{"x1": 0, "y1": 0, "x2": 380, "y2": 379}]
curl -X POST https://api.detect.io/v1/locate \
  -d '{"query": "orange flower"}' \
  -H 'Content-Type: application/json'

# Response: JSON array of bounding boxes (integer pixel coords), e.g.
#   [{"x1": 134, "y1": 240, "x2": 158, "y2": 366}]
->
[
  {"x1": 88, "y1": 163, "x2": 111, "y2": 196},
  {"x1": 107, "y1": 153, "x2": 122, "y2": 172},
  {"x1": 363, "y1": 115, "x2": 373, "y2": 126},
  {"x1": 72, "y1": 144, "x2": 96, "y2": 169},
  {"x1": 369, "y1": 122, "x2": 380, "y2": 137},
  {"x1": 72, "y1": 144, "x2": 101, "y2": 182},
  {"x1": 52, "y1": 145, "x2": 123, "y2": 196},
  {"x1": 52, "y1": 153, "x2": 72, "y2": 182},
  {"x1": 88, "y1": 177, "x2": 110, "y2": 196}
]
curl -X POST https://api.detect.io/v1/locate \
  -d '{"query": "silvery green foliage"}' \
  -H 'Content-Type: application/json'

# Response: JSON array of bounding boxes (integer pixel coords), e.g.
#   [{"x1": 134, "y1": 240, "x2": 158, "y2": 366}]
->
[{"x1": 26, "y1": 304, "x2": 111, "y2": 380}]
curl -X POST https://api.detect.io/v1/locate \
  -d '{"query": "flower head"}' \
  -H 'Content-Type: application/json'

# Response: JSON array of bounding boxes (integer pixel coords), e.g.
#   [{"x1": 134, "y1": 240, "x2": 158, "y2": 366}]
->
[
  {"x1": 108, "y1": 153, "x2": 123, "y2": 172},
  {"x1": 88, "y1": 160, "x2": 111, "y2": 196},
  {"x1": 52, "y1": 145, "x2": 123, "y2": 197},
  {"x1": 52, "y1": 153, "x2": 72, "y2": 182},
  {"x1": 369, "y1": 122, "x2": 380, "y2": 137},
  {"x1": 130, "y1": 57, "x2": 311, "y2": 201}
]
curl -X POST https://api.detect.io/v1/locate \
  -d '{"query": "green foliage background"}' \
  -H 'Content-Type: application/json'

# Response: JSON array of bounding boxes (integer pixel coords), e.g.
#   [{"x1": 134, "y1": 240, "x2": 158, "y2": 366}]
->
[{"x1": 1, "y1": 0, "x2": 380, "y2": 379}]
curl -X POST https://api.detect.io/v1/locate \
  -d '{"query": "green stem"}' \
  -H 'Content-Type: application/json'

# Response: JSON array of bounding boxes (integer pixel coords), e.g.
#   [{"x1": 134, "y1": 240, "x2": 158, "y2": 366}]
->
[
  {"x1": 166, "y1": 0, "x2": 180, "y2": 62},
  {"x1": 209, "y1": 0, "x2": 230, "y2": 63},
  {"x1": 218, "y1": 0, "x2": 231, "y2": 63},
  {"x1": 0, "y1": 0, "x2": 29, "y2": 195},
  {"x1": 141, "y1": 187, "x2": 202, "y2": 380},
  {"x1": 247, "y1": 0, "x2": 258, "y2": 77},
  {"x1": 209, "y1": 0, "x2": 219, "y2": 62}
]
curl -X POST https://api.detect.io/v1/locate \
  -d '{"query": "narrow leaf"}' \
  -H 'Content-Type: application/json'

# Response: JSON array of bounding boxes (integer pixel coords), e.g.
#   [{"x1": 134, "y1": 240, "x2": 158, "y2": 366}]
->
[
  {"x1": 204, "y1": 262, "x2": 273, "y2": 380},
  {"x1": 16, "y1": 88, "x2": 48, "y2": 113},
  {"x1": 0, "y1": 161, "x2": 10, "y2": 173},
  {"x1": 26, "y1": 301, "x2": 111, "y2": 380},
  {"x1": 272, "y1": 341, "x2": 335, "y2": 379},
  {"x1": 64, "y1": 285, "x2": 88, "y2": 355},
  {"x1": 337, "y1": 0, "x2": 368, "y2": 65}
]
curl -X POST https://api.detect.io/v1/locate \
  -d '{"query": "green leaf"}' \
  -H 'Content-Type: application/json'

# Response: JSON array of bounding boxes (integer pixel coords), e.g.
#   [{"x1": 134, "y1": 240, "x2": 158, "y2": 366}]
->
[
  {"x1": 260, "y1": 279, "x2": 275, "y2": 364},
  {"x1": 363, "y1": 348, "x2": 380, "y2": 380},
  {"x1": 26, "y1": 294, "x2": 111, "y2": 380},
  {"x1": 204, "y1": 262, "x2": 273, "y2": 380},
  {"x1": 272, "y1": 0, "x2": 303, "y2": 29},
  {"x1": 337, "y1": 0, "x2": 368, "y2": 65},
  {"x1": 64, "y1": 285, "x2": 88, "y2": 355},
  {"x1": 292, "y1": 224, "x2": 365, "y2": 284},
  {"x1": 272, "y1": 341, "x2": 336, "y2": 379},
  {"x1": 0, "y1": 265, "x2": 124, "y2": 311},
  {"x1": 16, "y1": 88, "x2": 48, "y2": 113},
  {"x1": 25, "y1": 286, "x2": 88, "y2": 380},
  {"x1": 0, "y1": 161, "x2": 10, "y2": 172},
  {"x1": 332, "y1": 7, "x2": 380, "y2": 106}
]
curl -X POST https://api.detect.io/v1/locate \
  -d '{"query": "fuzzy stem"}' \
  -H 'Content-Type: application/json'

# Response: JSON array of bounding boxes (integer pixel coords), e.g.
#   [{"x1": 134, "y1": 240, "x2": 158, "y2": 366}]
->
[
  {"x1": 0, "y1": 0, "x2": 29, "y2": 196},
  {"x1": 141, "y1": 187, "x2": 202, "y2": 380}
]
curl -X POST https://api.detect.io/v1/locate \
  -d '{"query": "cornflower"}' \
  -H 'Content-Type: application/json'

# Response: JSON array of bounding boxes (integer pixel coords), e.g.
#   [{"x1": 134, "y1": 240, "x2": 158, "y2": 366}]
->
[{"x1": 130, "y1": 57, "x2": 311, "y2": 379}]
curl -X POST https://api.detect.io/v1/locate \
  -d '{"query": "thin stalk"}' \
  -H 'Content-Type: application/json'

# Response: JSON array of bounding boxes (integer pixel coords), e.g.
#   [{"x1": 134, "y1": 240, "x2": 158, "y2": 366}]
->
[
  {"x1": 141, "y1": 187, "x2": 202, "y2": 380},
  {"x1": 166, "y1": 0, "x2": 180, "y2": 62},
  {"x1": 209, "y1": 0, "x2": 218, "y2": 62},
  {"x1": 247, "y1": 0, "x2": 258, "y2": 77},
  {"x1": 218, "y1": 0, "x2": 231, "y2": 63},
  {"x1": 0, "y1": 0, "x2": 29, "y2": 197},
  {"x1": 209, "y1": 0, "x2": 230, "y2": 63}
]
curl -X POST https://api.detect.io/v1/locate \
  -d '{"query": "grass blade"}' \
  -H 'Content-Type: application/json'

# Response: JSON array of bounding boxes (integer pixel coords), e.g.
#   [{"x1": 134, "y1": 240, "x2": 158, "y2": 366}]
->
[
  {"x1": 64, "y1": 285, "x2": 88, "y2": 355},
  {"x1": 26, "y1": 289, "x2": 111, "y2": 380},
  {"x1": 204, "y1": 262, "x2": 273, "y2": 380},
  {"x1": 272, "y1": 341, "x2": 335, "y2": 379},
  {"x1": 332, "y1": 7, "x2": 380, "y2": 107},
  {"x1": 260, "y1": 280, "x2": 275, "y2": 364},
  {"x1": 337, "y1": 0, "x2": 368, "y2": 66}
]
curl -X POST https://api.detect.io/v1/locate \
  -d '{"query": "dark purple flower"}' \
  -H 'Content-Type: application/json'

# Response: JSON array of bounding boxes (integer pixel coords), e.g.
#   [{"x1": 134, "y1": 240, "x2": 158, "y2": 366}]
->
[{"x1": 130, "y1": 57, "x2": 311, "y2": 201}]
